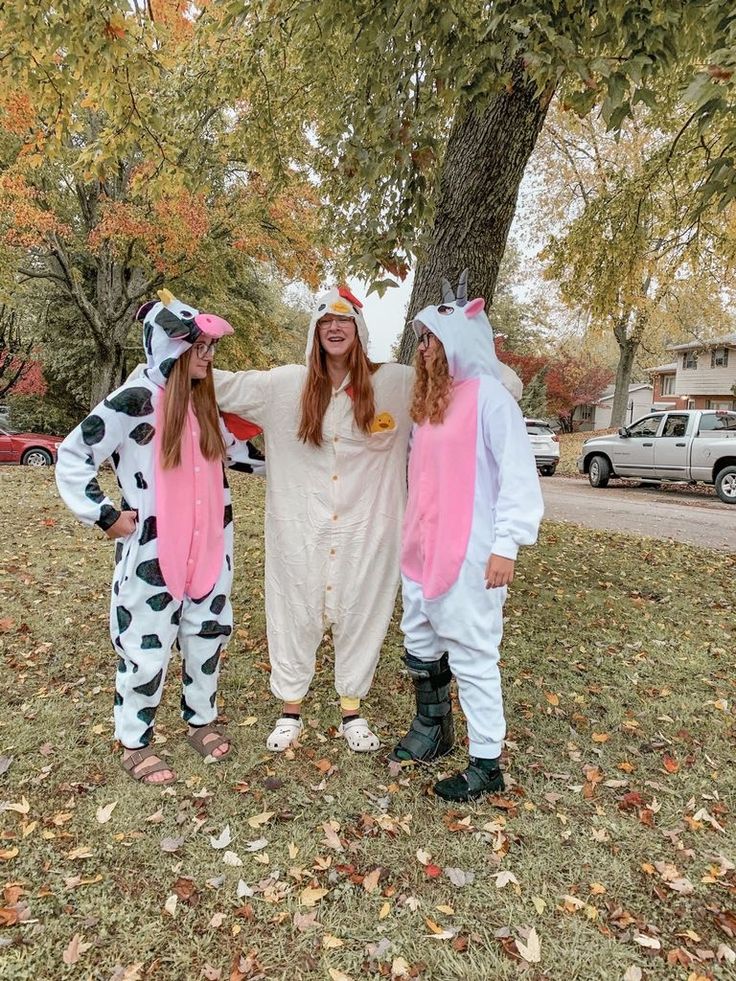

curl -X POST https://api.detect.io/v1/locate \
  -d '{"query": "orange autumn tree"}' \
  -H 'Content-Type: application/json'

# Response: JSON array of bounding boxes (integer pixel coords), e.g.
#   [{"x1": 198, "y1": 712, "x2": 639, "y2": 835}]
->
[{"x1": 0, "y1": 1, "x2": 325, "y2": 406}]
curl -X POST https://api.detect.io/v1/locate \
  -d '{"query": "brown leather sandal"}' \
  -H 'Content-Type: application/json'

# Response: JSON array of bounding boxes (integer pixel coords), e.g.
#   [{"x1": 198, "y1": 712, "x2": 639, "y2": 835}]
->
[
  {"x1": 121, "y1": 746, "x2": 176, "y2": 785},
  {"x1": 187, "y1": 722, "x2": 231, "y2": 760}
]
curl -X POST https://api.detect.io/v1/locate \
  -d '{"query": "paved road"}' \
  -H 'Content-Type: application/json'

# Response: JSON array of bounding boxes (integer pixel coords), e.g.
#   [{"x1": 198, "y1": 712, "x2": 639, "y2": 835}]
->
[{"x1": 542, "y1": 477, "x2": 736, "y2": 552}]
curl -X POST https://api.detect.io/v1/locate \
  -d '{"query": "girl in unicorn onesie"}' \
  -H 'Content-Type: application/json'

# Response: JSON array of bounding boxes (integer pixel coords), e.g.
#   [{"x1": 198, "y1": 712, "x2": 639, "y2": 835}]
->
[
  {"x1": 213, "y1": 286, "x2": 417, "y2": 753},
  {"x1": 56, "y1": 291, "x2": 264, "y2": 785},
  {"x1": 390, "y1": 273, "x2": 544, "y2": 802}
]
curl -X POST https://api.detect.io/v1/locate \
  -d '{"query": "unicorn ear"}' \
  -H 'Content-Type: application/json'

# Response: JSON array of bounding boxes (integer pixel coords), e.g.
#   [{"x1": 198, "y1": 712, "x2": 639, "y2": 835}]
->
[{"x1": 465, "y1": 297, "x2": 485, "y2": 317}]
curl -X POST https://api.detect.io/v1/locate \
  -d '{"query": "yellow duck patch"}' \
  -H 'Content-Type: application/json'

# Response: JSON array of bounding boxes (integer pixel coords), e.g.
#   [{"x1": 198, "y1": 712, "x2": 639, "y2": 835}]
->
[
  {"x1": 370, "y1": 412, "x2": 396, "y2": 433},
  {"x1": 330, "y1": 299, "x2": 353, "y2": 314}
]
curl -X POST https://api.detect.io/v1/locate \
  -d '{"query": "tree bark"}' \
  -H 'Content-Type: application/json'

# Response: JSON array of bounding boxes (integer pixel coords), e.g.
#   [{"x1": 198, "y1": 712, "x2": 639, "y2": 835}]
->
[
  {"x1": 610, "y1": 310, "x2": 647, "y2": 428},
  {"x1": 398, "y1": 62, "x2": 554, "y2": 364}
]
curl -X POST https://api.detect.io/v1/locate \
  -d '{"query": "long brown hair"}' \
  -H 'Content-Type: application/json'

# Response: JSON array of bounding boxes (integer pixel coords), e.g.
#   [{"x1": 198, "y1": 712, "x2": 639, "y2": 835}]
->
[
  {"x1": 298, "y1": 335, "x2": 379, "y2": 446},
  {"x1": 161, "y1": 349, "x2": 226, "y2": 469},
  {"x1": 410, "y1": 341, "x2": 453, "y2": 425}
]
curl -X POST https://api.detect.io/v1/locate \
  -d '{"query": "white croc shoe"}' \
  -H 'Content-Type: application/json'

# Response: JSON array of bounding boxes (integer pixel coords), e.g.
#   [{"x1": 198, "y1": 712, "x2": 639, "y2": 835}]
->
[
  {"x1": 339, "y1": 717, "x2": 380, "y2": 753},
  {"x1": 266, "y1": 717, "x2": 303, "y2": 752}
]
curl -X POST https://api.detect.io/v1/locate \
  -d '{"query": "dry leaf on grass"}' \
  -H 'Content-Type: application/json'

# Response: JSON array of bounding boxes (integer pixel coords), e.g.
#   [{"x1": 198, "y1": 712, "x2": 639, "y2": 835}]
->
[
  {"x1": 516, "y1": 927, "x2": 541, "y2": 963},
  {"x1": 209, "y1": 825, "x2": 232, "y2": 850},
  {"x1": 222, "y1": 851, "x2": 243, "y2": 867},
  {"x1": 362, "y1": 867, "x2": 381, "y2": 893},
  {"x1": 160, "y1": 836, "x2": 185, "y2": 854},
  {"x1": 62, "y1": 932, "x2": 93, "y2": 965},
  {"x1": 300, "y1": 886, "x2": 329, "y2": 907},
  {"x1": 95, "y1": 801, "x2": 117, "y2": 824},
  {"x1": 163, "y1": 894, "x2": 178, "y2": 917}
]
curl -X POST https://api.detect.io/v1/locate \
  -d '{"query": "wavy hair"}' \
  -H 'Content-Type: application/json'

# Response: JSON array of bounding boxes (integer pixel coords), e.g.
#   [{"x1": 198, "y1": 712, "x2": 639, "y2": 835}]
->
[
  {"x1": 410, "y1": 338, "x2": 453, "y2": 425},
  {"x1": 161, "y1": 349, "x2": 226, "y2": 469},
  {"x1": 298, "y1": 334, "x2": 379, "y2": 446}
]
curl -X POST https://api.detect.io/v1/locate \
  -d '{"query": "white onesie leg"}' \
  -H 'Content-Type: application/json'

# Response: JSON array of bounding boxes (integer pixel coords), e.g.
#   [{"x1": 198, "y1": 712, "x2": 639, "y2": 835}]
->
[{"x1": 402, "y1": 560, "x2": 507, "y2": 759}]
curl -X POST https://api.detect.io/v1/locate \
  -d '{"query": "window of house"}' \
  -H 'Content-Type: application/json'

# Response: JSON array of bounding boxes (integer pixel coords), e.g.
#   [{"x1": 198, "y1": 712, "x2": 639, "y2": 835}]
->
[
  {"x1": 660, "y1": 374, "x2": 675, "y2": 395},
  {"x1": 682, "y1": 351, "x2": 698, "y2": 369},
  {"x1": 711, "y1": 347, "x2": 729, "y2": 368},
  {"x1": 705, "y1": 400, "x2": 734, "y2": 411},
  {"x1": 578, "y1": 405, "x2": 593, "y2": 421}
]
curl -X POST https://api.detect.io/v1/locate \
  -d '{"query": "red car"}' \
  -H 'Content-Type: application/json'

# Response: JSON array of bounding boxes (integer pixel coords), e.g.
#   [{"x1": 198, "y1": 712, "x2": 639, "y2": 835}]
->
[{"x1": 0, "y1": 426, "x2": 64, "y2": 466}]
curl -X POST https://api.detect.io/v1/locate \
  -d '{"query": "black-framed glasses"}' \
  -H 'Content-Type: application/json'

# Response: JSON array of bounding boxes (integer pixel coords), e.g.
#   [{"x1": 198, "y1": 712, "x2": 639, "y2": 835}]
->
[
  {"x1": 411, "y1": 321, "x2": 435, "y2": 349},
  {"x1": 194, "y1": 339, "x2": 218, "y2": 358}
]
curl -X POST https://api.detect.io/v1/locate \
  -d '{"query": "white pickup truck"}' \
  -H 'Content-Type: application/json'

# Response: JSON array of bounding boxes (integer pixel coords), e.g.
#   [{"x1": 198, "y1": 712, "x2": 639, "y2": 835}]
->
[{"x1": 577, "y1": 409, "x2": 736, "y2": 504}]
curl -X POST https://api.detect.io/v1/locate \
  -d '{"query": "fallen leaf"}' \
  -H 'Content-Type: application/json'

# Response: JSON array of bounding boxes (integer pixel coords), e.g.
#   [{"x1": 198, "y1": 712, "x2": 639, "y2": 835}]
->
[
  {"x1": 247, "y1": 811, "x2": 274, "y2": 829},
  {"x1": 532, "y1": 896, "x2": 547, "y2": 915},
  {"x1": 293, "y1": 911, "x2": 320, "y2": 931},
  {"x1": 62, "y1": 933, "x2": 92, "y2": 965},
  {"x1": 236, "y1": 880, "x2": 253, "y2": 899},
  {"x1": 95, "y1": 801, "x2": 117, "y2": 825},
  {"x1": 545, "y1": 692, "x2": 560, "y2": 706},
  {"x1": 322, "y1": 821, "x2": 343, "y2": 852},
  {"x1": 209, "y1": 911, "x2": 226, "y2": 928},
  {"x1": 288, "y1": 842, "x2": 299, "y2": 859},
  {"x1": 425, "y1": 863, "x2": 442, "y2": 879},
  {"x1": 446, "y1": 867, "x2": 475, "y2": 888},
  {"x1": 633, "y1": 933, "x2": 661, "y2": 950},
  {"x1": 4, "y1": 798, "x2": 30, "y2": 815},
  {"x1": 327, "y1": 970, "x2": 353, "y2": 981},
  {"x1": 492, "y1": 870, "x2": 519, "y2": 889},
  {"x1": 322, "y1": 934, "x2": 344, "y2": 949},
  {"x1": 300, "y1": 886, "x2": 328, "y2": 907},
  {"x1": 623, "y1": 967, "x2": 643, "y2": 981},
  {"x1": 67, "y1": 846, "x2": 94, "y2": 860},
  {"x1": 415, "y1": 848, "x2": 432, "y2": 866},
  {"x1": 223, "y1": 851, "x2": 243, "y2": 867},
  {"x1": 172, "y1": 877, "x2": 197, "y2": 902},
  {"x1": 362, "y1": 868, "x2": 381, "y2": 893},
  {"x1": 164, "y1": 894, "x2": 178, "y2": 917},
  {"x1": 379, "y1": 902, "x2": 391, "y2": 920},
  {"x1": 0, "y1": 757, "x2": 13, "y2": 775},
  {"x1": 160, "y1": 836, "x2": 185, "y2": 854},
  {"x1": 592, "y1": 732, "x2": 610, "y2": 743},
  {"x1": 516, "y1": 927, "x2": 541, "y2": 964},
  {"x1": 245, "y1": 837, "x2": 268, "y2": 852},
  {"x1": 209, "y1": 825, "x2": 232, "y2": 850}
]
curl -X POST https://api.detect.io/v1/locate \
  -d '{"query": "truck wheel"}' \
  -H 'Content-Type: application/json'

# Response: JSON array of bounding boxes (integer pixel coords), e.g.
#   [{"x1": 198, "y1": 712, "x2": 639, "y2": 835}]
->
[
  {"x1": 540, "y1": 465, "x2": 557, "y2": 477},
  {"x1": 715, "y1": 466, "x2": 736, "y2": 504},
  {"x1": 588, "y1": 455, "x2": 611, "y2": 488}
]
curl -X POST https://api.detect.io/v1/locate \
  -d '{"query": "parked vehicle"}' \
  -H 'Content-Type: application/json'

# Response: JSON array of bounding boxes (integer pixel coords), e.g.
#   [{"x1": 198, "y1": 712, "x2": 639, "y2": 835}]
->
[
  {"x1": 577, "y1": 409, "x2": 736, "y2": 504},
  {"x1": 525, "y1": 418, "x2": 560, "y2": 476},
  {"x1": 0, "y1": 426, "x2": 64, "y2": 466}
]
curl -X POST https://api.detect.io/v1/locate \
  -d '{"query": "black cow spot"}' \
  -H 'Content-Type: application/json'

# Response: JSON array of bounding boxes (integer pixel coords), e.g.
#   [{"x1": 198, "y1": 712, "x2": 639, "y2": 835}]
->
[
  {"x1": 223, "y1": 504, "x2": 233, "y2": 527},
  {"x1": 209, "y1": 691, "x2": 217, "y2": 708},
  {"x1": 201, "y1": 649, "x2": 221, "y2": 675},
  {"x1": 111, "y1": 450, "x2": 121, "y2": 469},
  {"x1": 141, "y1": 634, "x2": 163, "y2": 650},
  {"x1": 120, "y1": 496, "x2": 131, "y2": 512},
  {"x1": 116, "y1": 606, "x2": 132, "y2": 633},
  {"x1": 138, "y1": 515, "x2": 157, "y2": 546},
  {"x1": 222, "y1": 470, "x2": 229, "y2": 488},
  {"x1": 140, "y1": 725, "x2": 154, "y2": 747},
  {"x1": 246, "y1": 439, "x2": 265, "y2": 461},
  {"x1": 226, "y1": 554, "x2": 231, "y2": 571},
  {"x1": 137, "y1": 706, "x2": 157, "y2": 725},
  {"x1": 115, "y1": 541, "x2": 123, "y2": 564},
  {"x1": 114, "y1": 690, "x2": 123, "y2": 706},
  {"x1": 114, "y1": 634, "x2": 122, "y2": 649},
  {"x1": 181, "y1": 663, "x2": 193, "y2": 686},
  {"x1": 113, "y1": 581, "x2": 120, "y2": 596},
  {"x1": 146, "y1": 591, "x2": 172, "y2": 612},
  {"x1": 144, "y1": 320, "x2": 154, "y2": 354},
  {"x1": 210, "y1": 594, "x2": 227, "y2": 615},
  {"x1": 98, "y1": 504, "x2": 119, "y2": 530},
  {"x1": 136, "y1": 558, "x2": 166, "y2": 587},
  {"x1": 134, "y1": 472, "x2": 148, "y2": 489},
  {"x1": 171, "y1": 607, "x2": 182, "y2": 626},
  {"x1": 133, "y1": 669, "x2": 163, "y2": 697},
  {"x1": 155, "y1": 308, "x2": 190, "y2": 339},
  {"x1": 130, "y1": 423, "x2": 155, "y2": 445},
  {"x1": 180, "y1": 695, "x2": 196, "y2": 722},
  {"x1": 85, "y1": 454, "x2": 94, "y2": 467},
  {"x1": 159, "y1": 357, "x2": 176, "y2": 379},
  {"x1": 81, "y1": 414, "x2": 105, "y2": 446},
  {"x1": 116, "y1": 656, "x2": 127, "y2": 673},
  {"x1": 197, "y1": 621, "x2": 232, "y2": 640},
  {"x1": 104, "y1": 386, "x2": 154, "y2": 417},
  {"x1": 318, "y1": 303, "x2": 326, "y2": 311}
]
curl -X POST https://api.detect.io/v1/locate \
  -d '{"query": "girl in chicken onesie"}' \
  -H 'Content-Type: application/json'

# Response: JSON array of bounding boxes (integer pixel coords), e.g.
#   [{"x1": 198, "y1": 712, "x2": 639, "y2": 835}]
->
[
  {"x1": 390, "y1": 276, "x2": 544, "y2": 803},
  {"x1": 55, "y1": 291, "x2": 265, "y2": 786},
  {"x1": 213, "y1": 286, "x2": 415, "y2": 753}
]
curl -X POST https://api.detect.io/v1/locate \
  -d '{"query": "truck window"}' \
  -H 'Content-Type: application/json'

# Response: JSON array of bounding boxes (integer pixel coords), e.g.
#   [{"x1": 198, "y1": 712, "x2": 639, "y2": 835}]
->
[
  {"x1": 627, "y1": 416, "x2": 662, "y2": 438},
  {"x1": 698, "y1": 412, "x2": 736, "y2": 433},
  {"x1": 661, "y1": 414, "x2": 689, "y2": 438}
]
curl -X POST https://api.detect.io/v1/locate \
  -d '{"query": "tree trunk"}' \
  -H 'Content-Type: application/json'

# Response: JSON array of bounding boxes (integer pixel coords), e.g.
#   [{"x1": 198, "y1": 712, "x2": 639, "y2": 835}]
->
[
  {"x1": 398, "y1": 62, "x2": 554, "y2": 364},
  {"x1": 610, "y1": 310, "x2": 647, "y2": 428},
  {"x1": 88, "y1": 339, "x2": 127, "y2": 408}
]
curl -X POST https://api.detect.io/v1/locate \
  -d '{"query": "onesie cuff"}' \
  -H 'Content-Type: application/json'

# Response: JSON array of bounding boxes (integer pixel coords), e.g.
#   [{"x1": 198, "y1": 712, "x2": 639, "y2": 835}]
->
[
  {"x1": 96, "y1": 505, "x2": 121, "y2": 532},
  {"x1": 491, "y1": 537, "x2": 519, "y2": 561}
]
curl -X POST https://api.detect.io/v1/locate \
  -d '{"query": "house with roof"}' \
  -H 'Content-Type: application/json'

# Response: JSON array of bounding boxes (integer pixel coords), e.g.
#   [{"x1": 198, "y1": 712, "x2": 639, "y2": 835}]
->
[{"x1": 648, "y1": 332, "x2": 736, "y2": 412}]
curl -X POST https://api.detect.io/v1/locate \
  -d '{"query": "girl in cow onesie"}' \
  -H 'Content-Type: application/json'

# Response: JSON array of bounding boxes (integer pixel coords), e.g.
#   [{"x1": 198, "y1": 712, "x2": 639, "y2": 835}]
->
[
  {"x1": 213, "y1": 286, "x2": 415, "y2": 753},
  {"x1": 55, "y1": 290, "x2": 265, "y2": 786},
  {"x1": 390, "y1": 274, "x2": 544, "y2": 802}
]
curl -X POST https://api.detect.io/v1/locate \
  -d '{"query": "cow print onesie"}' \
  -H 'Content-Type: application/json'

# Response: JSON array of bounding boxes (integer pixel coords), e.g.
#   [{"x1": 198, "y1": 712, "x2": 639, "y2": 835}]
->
[{"x1": 55, "y1": 293, "x2": 265, "y2": 749}]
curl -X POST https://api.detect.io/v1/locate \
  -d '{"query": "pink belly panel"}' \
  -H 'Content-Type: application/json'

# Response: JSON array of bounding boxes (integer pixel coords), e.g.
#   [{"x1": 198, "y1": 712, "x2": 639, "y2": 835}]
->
[{"x1": 401, "y1": 379, "x2": 478, "y2": 599}]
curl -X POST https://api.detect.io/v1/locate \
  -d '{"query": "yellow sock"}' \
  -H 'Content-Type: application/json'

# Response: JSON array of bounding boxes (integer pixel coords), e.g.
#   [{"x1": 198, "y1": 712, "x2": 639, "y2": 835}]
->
[{"x1": 340, "y1": 696, "x2": 360, "y2": 713}]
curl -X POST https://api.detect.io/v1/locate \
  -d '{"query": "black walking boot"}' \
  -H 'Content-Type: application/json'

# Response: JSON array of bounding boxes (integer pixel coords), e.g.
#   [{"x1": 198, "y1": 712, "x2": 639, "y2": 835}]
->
[
  {"x1": 390, "y1": 652, "x2": 455, "y2": 763},
  {"x1": 433, "y1": 756, "x2": 504, "y2": 802}
]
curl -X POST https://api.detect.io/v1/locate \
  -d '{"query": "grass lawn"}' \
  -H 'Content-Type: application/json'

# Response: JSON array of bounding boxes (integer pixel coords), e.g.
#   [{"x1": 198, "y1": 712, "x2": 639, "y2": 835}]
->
[{"x1": 1, "y1": 467, "x2": 734, "y2": 980}]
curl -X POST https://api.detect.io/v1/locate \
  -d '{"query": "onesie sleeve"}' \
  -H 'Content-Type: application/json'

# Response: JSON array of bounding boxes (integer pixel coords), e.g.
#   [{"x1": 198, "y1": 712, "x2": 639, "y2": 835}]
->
[
  {"x1": 55, "y1": 394, "x2": 130, "y2": 532},
  {"x1": 482, "y1": 384, "x2": 544, "y2": 561},
  {"x1": 212, "y1": 368, "x2": 270, "y2": 428},
  {"x1": 220, "y1": 418, "x2": 266, "y2": 476}
]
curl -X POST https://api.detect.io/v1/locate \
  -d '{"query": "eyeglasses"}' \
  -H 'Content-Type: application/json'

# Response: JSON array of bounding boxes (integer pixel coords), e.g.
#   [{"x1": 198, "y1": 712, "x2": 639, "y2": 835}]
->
[
  {"x1": 318, "y1": 316, "x2": 354, "y2": 330},
  {"x1": 412, "y1": 322, "x2": 436, "y2": 350},
  {"x1": 194, "y1": 339, "x2": 218, "y2": 358}
]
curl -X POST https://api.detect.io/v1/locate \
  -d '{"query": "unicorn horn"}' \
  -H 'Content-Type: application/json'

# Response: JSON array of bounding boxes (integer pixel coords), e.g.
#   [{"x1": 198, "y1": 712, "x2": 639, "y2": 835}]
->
[{"x1": 456, "y1": 268, "x2": 469, "y2": 306}]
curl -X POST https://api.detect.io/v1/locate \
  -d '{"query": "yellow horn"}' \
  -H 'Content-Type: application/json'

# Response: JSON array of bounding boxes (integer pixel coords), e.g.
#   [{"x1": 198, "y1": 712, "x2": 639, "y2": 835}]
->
[{"x1": 157, "y1": 288, "x2": 175, "y2": 306}]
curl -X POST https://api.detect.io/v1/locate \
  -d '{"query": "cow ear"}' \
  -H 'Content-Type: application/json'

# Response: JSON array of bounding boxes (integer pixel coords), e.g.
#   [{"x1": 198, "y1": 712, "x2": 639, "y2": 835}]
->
[
  {"x1": 465, "y1": 297, "x2": 485, "y2": 317},
  {"x1": 136, "y1": 300, "x2": 157, "y2": 322}
]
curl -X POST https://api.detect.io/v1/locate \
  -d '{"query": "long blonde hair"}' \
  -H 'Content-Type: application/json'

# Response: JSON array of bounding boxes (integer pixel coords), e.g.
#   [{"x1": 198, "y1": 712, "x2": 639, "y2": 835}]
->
[
  {"x1": 161, "y1": 349, "x2": 226, "y2": 469},
  {"x1": 298, "y1": 335, "x2": 379, "y2": 447},
  {"x1": 410, "y1": 341, "x2": 453, "y2": 425}
]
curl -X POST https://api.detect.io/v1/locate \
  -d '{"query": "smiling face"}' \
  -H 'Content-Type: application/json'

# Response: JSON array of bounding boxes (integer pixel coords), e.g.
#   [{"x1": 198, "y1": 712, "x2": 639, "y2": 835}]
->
[
  {"x1": 317, "y1": 314, "x2": 357, "y2": 361},
  {"x1": 188, "y1": 335, "x2": 218, "y2": 380}
]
